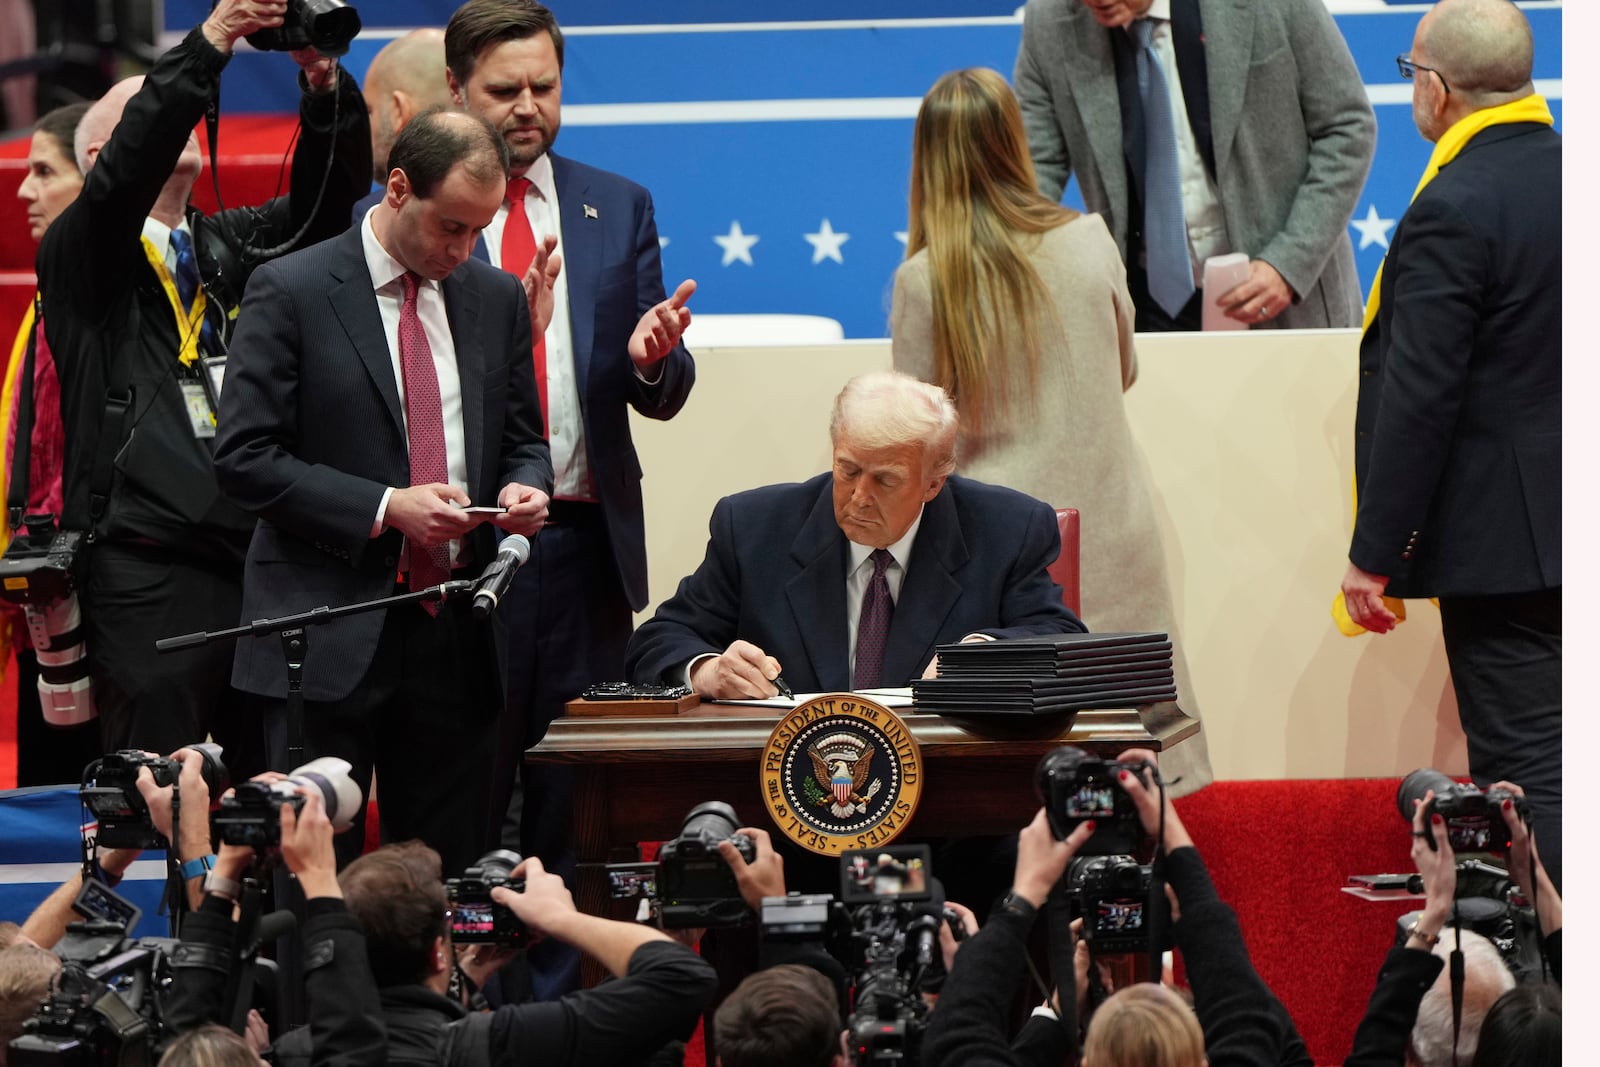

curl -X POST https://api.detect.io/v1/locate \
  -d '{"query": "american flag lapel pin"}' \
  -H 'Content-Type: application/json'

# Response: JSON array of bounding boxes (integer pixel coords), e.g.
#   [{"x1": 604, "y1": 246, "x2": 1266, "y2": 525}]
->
[{"x1": 583, "y1": 203, "x2": 599, "y2": 220}]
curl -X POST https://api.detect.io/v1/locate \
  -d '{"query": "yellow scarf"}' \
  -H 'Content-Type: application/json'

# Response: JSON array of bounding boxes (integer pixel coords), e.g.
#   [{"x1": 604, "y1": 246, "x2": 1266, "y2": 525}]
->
[
  {"x1": 140, "y1": 234, "x2": 209, "y2": 368},
  {"x1": 1333, "y1": 95, "x2": 1555, "y2": 636}
]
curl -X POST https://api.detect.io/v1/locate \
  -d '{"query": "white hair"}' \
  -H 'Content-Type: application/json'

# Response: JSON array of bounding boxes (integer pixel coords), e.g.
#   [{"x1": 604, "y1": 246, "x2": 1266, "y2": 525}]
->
[
  {"x1": 829, "y1": 370, "x2": 959, "y2": 479},
  {"x1": 1409, "y1": 929, "x2": 1515, "y2": 1067}
]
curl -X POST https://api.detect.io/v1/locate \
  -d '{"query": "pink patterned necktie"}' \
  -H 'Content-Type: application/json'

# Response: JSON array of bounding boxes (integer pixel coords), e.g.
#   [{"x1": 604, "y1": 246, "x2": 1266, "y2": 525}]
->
[
  {"x1": 853, "y1": 549, "x2": 894, "y2": 688},
  {"x1": 398, "y1": 271, "x2": 452, "y2": 611}
]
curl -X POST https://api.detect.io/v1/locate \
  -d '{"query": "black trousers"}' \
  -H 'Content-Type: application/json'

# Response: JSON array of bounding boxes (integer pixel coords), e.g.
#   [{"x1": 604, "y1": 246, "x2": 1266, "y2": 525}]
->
[
  {"x1": 13, "y1": 650, "x2": 101, "y2": 787},
  {"x1": 1438, "y1": 587, "x2": 1561, "y2": 891},
  {"x1": 491, "y1": 504, "x2": 632, "y2": 1000},
  {"x1": 83, "y1": 544, "x2": 264, "y2": 782},
  {"x1": 264, "y1": 594, "x2": 499, "y2": 878}
]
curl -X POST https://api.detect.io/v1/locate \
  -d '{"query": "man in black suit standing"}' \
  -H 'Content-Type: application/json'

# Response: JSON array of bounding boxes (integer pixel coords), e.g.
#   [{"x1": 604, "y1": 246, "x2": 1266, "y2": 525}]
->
[
  {"x1": 214, "y1": 110, "x2": 553, "y2": 874},
  {"x1": 1340, "y1": 0, "x2": 1560, "y2": 886}
]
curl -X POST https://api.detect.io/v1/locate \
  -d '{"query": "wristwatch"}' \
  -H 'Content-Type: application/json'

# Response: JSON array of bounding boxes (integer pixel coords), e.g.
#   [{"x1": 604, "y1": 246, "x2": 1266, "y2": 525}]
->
[
  {"x1": 179, "y1": 854, "x2": 216, "y2": 881},
  {"x1": 997, "y1": 890, "x2": 1039, "y2": 921},
  {"x1": 1407, "y1": 920, "x2": 1442, "y2": 948},
  {"x1": 203, "y1": 870, "x2": 242, "y2": 902}
]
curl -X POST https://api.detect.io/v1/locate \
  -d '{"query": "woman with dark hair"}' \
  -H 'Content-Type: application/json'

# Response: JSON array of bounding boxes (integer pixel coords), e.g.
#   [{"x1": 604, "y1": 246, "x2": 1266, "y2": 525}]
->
[
  {"x1": 1470, "y1": 982, "x2": 1560, "y2": 1067},
  {"x1": 8, "y1": 100, "x2": 100, "y2": 786},
  {"x1": 890, "y1": 67, "x2": 1209, "y2": 792}
]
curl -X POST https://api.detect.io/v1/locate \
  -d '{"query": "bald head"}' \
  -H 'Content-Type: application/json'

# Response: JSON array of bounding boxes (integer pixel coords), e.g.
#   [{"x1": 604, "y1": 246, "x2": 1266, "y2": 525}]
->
[
  {"x1": 364, "y1": 29, "x2": 453, "y2": 184},
  {"x1": 1417, "y1": 0, "x2": 1534, "y2": 108},
  {"x1": 74, "y1": 76, "x2": 144, "y2": 173}
]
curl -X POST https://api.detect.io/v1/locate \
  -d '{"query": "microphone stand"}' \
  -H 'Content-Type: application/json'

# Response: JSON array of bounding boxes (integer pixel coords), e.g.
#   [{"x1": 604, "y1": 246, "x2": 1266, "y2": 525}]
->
[
  {"x1": 154, "y1": 579, "x2": 475, "y2": 1032},
  {"x1": 155, "y1": 579, "x2": 477, "y2": 766}
]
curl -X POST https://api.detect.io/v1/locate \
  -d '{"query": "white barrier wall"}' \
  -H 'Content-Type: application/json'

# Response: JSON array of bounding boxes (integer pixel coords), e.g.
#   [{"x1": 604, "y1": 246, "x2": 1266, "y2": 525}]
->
[{"x1": 629, "y1": 329, "x2": 1468, "y2": 782}]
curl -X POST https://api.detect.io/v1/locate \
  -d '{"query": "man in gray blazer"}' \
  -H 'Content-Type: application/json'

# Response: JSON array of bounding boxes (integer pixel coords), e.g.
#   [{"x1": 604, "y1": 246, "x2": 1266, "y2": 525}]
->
[{"x1": 1015, "y1": 0, "x2": 1375, "y2": 331}]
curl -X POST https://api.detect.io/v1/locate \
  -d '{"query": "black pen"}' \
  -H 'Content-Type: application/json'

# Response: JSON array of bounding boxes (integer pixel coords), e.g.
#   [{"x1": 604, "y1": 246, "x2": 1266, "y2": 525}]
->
[{"x1": 772, "y1": 674, "x2": 794, "y2": 699}]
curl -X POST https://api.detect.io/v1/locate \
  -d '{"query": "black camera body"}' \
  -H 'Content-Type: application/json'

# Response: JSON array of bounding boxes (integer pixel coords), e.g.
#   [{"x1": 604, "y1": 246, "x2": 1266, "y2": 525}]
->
[
  {"x1": 656, "y1": 802, "x2": 757, "y2": 929},
  {"x1": 80, "y1": 744, "x2": 227, "y2": 851},
  {"x1": 445, "y1": 850, "x2": 528, "y2": 948},
  {"x1": 242, "y1": 0, "x2": 362, "y2": 57},
  {"x1": 0, "y1": 514, "x2": 82, "y2": 606},
  {"x1": 1036, "y1": 746, "x2": 1149, "y2": 855},
  {"x1": 213, "y1": 756, "x2": 360, "y2": 848},
  {"x1": 1067, "y1": 854, "x2": 1171, "y2": 955},
  {"x1": 9, "y1": 929, "x2": 178, "y2": 1065},
  {"x1": 1396, "y1": 769, "x2": 1531, "y2": 855}
]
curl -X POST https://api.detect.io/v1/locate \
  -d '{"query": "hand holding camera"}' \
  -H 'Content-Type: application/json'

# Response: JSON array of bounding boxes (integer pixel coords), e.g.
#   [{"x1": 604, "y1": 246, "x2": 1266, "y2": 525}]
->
[
  {"x1": 1407, "y1": 788, "x2": 1457, "y2": 932},
  {"x1": 1112, "y1": 746, "x2": 1194, "y2": 854},
  {"x1": 133, "y1": 746, "x2": 217, "y2": 862},
  {"x1": 1014, "y1": 808, "x2": 1093, "y2": 908},
  {"x1": 279, "y1": 786, "x2": 339, "y2": 900},
  {"x1": 716, "y1": 826, "x2": 784, "y2": 912},
  {"x1": 490, "y1": 856, "x2": 574, "y2": 941},
  {"x1": 203, "y1": 0, "x2": 289, "y2": 53}
]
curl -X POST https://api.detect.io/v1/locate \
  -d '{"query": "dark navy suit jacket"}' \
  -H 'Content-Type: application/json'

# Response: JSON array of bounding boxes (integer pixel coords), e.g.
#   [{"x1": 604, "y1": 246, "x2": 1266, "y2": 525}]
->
[
  {"x1": 1351, "y1": 123, "x2": 1560, "y2": 598},
  {"x1": 214, "y1": 224, "x2": 553, "y2": 701},
  {"x1": 625, "y1": 474, "x2": 1086, "y2": 691},
  {"x1": 472, "y1": 152, "x2": 695, "y2": 611}
]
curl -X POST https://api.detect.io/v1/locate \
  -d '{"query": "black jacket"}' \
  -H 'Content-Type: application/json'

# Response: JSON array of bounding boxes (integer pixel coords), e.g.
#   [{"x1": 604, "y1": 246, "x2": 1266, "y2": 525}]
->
[
  {"x1": 167, "y1": 895, "x2": 385, "y2": 1067},
  {"x1": 36, "y1": 25, "x2": 370, "y2": 562},
  {"x1": 278, "y1": 941, "x2": 717, "y2": 1067}
]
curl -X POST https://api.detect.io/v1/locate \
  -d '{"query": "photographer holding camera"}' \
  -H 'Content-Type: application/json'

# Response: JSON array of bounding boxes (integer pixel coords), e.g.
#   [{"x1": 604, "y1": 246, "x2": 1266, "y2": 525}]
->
[
  {"x1": 33, "y1": 0, "x2": 369, "y2": 773},
  {"x1": 926, "y1": 748, "x2": 1311, "y2": 1067},
  {"x1": 325, "y1": 842, "x2": 714, "y2": 1065},
  {"x1": 164, "y1": 781, "x2": 385, "y2": 1066}
]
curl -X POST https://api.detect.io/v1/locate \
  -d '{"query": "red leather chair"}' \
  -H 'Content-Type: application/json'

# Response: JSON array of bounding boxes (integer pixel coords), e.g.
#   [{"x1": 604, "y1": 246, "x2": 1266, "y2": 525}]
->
[{"x1": 1049, "y1": 508, "x2": 1081, "y2": 616}]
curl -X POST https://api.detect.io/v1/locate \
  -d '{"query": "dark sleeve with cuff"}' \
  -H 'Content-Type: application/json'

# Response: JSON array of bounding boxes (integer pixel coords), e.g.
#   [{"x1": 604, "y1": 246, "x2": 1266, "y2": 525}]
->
[
  {"x1": 922, "y1": 905, "x2": 1033, "y2": 1067},
  {"x1": 1166, "y1": 847, "x2": 1310, "y2": 1067},
  {"x1": 1011, "y1": 1011, "x2": 1071, "y2": 1067},
  {"x1": 1343, "y1": 945, "x2": 1444, "y2": 1067},
  {"x1": 489, "y1": 940, "x2": 717, "y2": 1066},
  {"x1": 301, "y1": 897, "x2": 386, "y2": 1067},
  {"x1": 163, "y1": 892, "x2": 238, "y2": 1035}
]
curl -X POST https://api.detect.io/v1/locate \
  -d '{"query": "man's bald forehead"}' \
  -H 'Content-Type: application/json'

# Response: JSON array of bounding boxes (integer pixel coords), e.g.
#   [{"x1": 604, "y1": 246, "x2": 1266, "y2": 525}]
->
[
  {"x1": 1419, "y1": 0, "x2": 1533, "y2": 93},
  {"x1": 75, "y1": 76, "x2": 145, "y2": 171},
  {"x1": 367, "y1": 27, "x2": 448, "y2": 94}
]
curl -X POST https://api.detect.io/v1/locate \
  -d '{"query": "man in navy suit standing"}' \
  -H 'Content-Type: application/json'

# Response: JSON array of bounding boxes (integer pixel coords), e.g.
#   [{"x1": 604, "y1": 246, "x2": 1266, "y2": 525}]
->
[
  {"x1": 215, "y1": 110, "x2": 553, "y2": 875},
  {"x1": 442, "y1": 0, "x2": 697, "y2": 954}
]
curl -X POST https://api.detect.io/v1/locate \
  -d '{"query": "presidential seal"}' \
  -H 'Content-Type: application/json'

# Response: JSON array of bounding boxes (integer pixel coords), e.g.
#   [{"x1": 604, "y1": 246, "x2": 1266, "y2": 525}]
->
[{"x1": 760, "y1": 694, "x2": 923, "y2": 855}]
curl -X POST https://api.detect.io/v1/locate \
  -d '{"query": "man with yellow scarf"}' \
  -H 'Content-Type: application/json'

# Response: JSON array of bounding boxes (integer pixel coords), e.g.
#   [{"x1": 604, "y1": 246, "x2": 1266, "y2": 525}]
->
[{"x1": 1340, "y1": 0, "x2": 1561, "y2": 888}]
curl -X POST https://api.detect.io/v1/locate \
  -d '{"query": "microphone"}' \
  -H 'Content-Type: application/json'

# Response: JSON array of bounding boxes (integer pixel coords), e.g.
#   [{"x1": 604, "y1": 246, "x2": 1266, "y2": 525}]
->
[{"x1": 471, "y1": 534, "x2": 531, "y2": 620}]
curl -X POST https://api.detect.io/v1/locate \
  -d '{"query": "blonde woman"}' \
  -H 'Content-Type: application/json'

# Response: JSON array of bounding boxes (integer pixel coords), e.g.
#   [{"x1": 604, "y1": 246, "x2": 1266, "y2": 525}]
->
[{"x1": 890, "y1": 67, "x2": 1210, "y2": 793}]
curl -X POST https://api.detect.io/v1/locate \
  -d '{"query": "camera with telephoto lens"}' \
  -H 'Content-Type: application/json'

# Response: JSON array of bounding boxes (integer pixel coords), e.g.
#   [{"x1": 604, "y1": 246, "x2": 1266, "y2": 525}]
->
[
  {"x1": 1036, "y1": 745, "x2": 1150, "y2": 855},
  {"x1": 445, "y1": 850, "x2": 529, "y2": 948},
  {"x1": 213, "y1": 757, "x2": 362, "y2": 848},
  {"x1": 1067, "y1": 854, "x2": 1172, "y2": 955},
  {"x1": 0, "y1": 514, "x2": 94, "y2": 726},
  {"x1": 79, "y1": 744, "x2": 228, "y2": 851},
  {"x1": 656, "y1": 801, "x2": 757, "y2": 929},
  {"x1": 228, "y1": 0, "x2": 362, "y2": 57},
  {"x1": 839, "y1": 847, "x2": 943, "y2": 1067},
  {"x1": 1396, "y1": 768, "x2": 1531, "y2": 855}
]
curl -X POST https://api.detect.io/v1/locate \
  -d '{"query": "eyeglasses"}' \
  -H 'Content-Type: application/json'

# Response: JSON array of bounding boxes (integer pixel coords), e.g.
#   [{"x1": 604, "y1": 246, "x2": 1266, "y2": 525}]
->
[{"x1": 1396, "y1": 54, "x2": 1451, "y2": 95}]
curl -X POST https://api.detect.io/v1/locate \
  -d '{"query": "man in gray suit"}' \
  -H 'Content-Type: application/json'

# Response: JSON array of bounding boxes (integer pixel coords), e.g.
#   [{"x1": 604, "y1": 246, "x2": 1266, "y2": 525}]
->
[{"x1": 1015, "y1": 0, "x2": 1375, "y2": 331}]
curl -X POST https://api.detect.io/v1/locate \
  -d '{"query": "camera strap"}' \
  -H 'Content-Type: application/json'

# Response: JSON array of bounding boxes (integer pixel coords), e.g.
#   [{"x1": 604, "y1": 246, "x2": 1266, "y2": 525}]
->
[
  {"x1": 1448, "y1": 904, "x2": 1465, "y2": 1067},
  {"x1": 7, "y1": 294, "x2": 39, "y2": 530}
]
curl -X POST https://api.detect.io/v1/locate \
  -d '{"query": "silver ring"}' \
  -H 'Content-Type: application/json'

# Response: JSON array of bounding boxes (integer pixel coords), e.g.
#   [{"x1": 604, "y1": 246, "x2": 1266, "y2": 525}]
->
[{"x1": 1258, "y1": 305, "x2": 1269, "y2": 318}]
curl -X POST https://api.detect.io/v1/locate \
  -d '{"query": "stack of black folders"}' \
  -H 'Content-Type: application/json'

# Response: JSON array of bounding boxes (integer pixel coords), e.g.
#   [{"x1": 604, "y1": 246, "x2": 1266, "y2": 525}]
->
[{"x1": 910, "y1": 632, "x2": 1176, "y2": 716}]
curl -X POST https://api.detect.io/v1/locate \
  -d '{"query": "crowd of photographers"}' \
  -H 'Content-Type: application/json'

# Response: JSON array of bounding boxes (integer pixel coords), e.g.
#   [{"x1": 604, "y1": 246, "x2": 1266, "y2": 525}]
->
[{"x1": 0, "y1": 743, "x2": 1560, "y2": 1067}]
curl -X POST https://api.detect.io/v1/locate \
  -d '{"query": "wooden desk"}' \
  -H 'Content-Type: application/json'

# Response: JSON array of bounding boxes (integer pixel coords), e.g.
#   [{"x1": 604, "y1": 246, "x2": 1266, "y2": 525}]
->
[{"x1": 531, "y1": 700, "x2": 1199, "y2": 911}]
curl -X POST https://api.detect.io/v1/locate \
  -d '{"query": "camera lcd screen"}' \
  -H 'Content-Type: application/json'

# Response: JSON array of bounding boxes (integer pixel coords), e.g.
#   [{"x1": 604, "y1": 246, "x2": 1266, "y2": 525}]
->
[
  {"x1": 449, "y1": 901, "x2": 496, "y2": 937},
  {"x1": 839, "y1": 845, "x2": 932, "y2": 903},
  {"x1": 607, "y1": 863, "x2": 658, "y2": 900},
  {"x1": 1065, "y1": 783, "x2": 1117, "y2": 818},
  {"x1": 81, "y1": 788, "x2": 137, "y2": 820},
  {"x1": 1093, "y1": 898, "x2": 1144, "y2": 934},
  {"x1": 73, "y1": 879, "x2": 142, "y2": 933},
  {"x1": 1445, "y1": 816, "x2": 1497, "y2": 852}
]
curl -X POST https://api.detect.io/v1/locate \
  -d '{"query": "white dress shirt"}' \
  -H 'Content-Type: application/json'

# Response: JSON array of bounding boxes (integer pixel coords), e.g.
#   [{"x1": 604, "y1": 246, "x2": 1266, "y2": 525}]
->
[
  {"x1": 362, "y1": 206, "x2": 469, "y2": 565},
  {"x1": 480, "y1": 155, "x2": 595, "y2": 501},
  {"x1": 141, "y1": 216, "x2": 192, "y2": 276},
  {"x1": 1136, "y1": 2, "x2": 1229, "y2": 281}
]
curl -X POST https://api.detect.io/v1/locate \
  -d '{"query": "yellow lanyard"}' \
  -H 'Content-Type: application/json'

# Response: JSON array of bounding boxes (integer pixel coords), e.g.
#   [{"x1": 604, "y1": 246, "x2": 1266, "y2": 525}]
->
[{"x1": 140, "y1": 235, "x2": 208, "y2": 368}]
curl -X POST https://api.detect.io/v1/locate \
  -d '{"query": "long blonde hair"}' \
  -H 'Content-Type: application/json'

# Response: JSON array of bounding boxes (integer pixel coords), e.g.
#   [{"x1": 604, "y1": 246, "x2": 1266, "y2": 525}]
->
[
  {"x1": 1083, "y1": 983, "x2": 1207, "y2": 1067},
  {"x1": 905, "y1": 67, "x2": 1079, "y2": 434}
]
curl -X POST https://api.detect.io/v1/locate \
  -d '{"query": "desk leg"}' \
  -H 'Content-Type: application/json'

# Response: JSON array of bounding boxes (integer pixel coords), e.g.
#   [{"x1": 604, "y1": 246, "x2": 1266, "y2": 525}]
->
[{"x1": 570, "y1": 765, "x2": 611, "y2": 988}]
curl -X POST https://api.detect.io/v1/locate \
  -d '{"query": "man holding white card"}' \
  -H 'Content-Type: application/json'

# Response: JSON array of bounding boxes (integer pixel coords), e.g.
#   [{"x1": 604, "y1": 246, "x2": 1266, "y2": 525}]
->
[{"x1": 1014, "y1": 0, "x2": 1376, "y2": 330}]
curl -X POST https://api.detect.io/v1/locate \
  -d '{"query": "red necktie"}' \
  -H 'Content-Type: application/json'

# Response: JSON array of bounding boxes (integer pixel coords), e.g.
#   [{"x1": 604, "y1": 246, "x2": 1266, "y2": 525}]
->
[
  {"x1": 500, "y1": 176, "x2": 549, "y2": 431},
  {"x1": 398, "y1": 272, "x2": 452, "y2": 611},
  {"x1": 853, "y1": 549, "x2": 895, "y2": 688}
]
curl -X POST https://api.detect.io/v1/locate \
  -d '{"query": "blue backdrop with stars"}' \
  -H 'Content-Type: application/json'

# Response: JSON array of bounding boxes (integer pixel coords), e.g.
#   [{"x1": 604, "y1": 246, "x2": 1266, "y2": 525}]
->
[{"x1": 167, "y1": 2, "x2": 1563, "y2": 338}]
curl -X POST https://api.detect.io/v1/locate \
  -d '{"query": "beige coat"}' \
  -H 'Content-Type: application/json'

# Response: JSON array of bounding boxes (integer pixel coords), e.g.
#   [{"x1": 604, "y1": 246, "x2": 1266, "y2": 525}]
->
[{"x1": 890, "y1": 215, "x2": 1212, "y2": 793}]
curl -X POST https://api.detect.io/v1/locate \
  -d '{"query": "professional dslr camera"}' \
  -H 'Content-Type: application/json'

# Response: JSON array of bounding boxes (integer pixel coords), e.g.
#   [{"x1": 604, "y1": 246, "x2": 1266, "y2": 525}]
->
[
  {"x1": 1396, "y1": 768, "x2": 1531, "y2": 855},
  {"x1": 0, "y1": 513, "x2": 94, "y2": 725},
  {"x1": 655, "y1": 801, "x2": 758, "y2": 929},
  {"x1": 213, "y1": 756, "x2": 361, "y2": 848},
  {"x1": 1067, "y1": 854, "x2": 1171, "y2": 955},
  {"x1": 227, "y1": 0, "x2": 362, "y2": 56},
  {"x1": 80, "y1": 744, "x2": 228, "y2": 850},
  {"x1": 445, "y1": 850, "x2": 529, "y2": 948},
  {"x1": 1036, "y1": 745, "x2": 1152, "y2": 855}
]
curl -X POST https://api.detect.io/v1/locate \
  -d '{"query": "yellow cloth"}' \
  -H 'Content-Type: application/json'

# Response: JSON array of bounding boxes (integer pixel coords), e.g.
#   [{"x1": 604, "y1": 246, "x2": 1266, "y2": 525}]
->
[
  {"x1": 139, "y1": 234, "x2": 208, "y2": 368},
  {"x1": 1333, "y1": 96, "x2": 1554, "y2": 637}
]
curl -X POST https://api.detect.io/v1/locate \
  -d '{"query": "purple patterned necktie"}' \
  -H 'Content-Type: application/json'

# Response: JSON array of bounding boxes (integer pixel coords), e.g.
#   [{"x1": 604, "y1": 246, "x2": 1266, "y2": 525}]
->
[
  {"x1": 853, "y1": 548, "x2": 894, "y2": 688},
  {"x1": 398, "y1": 271, "x2": 452, "y2": 612}
]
